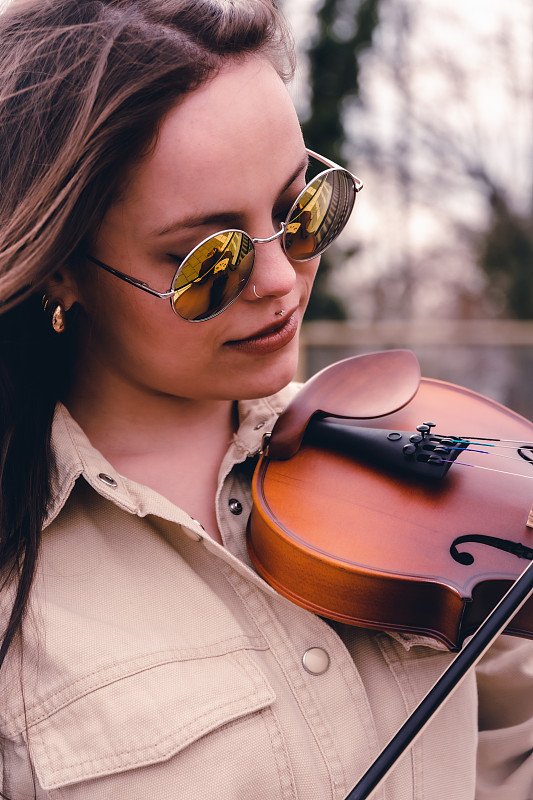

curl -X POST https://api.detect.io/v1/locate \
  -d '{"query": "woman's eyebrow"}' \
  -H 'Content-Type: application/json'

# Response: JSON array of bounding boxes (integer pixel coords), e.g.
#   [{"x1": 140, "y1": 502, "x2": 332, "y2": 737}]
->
[
  {"x1": 150, "y1": 152, "x2": 309, "y2": 239},
  {"x1": 279, "y1": 151, "x2": 309, "y2": 196}
]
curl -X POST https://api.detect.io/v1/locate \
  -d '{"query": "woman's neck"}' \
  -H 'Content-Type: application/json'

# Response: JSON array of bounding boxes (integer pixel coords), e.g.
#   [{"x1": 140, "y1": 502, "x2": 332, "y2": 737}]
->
[
  {"x1": 63, "y1": 364, "x2": 238, "y2": 544},
  {"x1": 64, "y1": 355, "x2": 237, "y2": 457}
]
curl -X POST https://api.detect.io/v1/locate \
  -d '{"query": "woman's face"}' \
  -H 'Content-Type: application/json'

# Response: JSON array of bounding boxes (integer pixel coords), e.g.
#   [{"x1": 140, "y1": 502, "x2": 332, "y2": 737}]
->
[{"x1": 74, "y1": 56, "x2": 318, "y2": 403}]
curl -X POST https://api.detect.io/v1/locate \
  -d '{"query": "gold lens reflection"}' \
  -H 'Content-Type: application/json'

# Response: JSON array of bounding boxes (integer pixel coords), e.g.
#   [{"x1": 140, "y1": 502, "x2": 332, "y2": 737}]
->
[
  {"x1": 172, "y1": 231, "x2": 254, "y2": 321},
  {"x1": 284, "y1": 170, "x2": 355, "y2": 260}
]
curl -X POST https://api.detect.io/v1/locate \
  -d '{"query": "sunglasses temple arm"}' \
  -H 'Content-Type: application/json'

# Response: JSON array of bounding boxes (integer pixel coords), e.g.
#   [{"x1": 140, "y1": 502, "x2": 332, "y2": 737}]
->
[
  {"x1": 306, "y1": 148, "x2": 363, "y2": 192},
  {"x1": 86, "y1": 255, "x2": 174, "y2": 299}
]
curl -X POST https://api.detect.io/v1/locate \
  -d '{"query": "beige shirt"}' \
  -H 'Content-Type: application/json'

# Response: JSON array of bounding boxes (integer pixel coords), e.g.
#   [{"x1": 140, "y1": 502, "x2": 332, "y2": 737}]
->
[{"x1": 1, "y1": 393, "x2": 533, "y2": 799}]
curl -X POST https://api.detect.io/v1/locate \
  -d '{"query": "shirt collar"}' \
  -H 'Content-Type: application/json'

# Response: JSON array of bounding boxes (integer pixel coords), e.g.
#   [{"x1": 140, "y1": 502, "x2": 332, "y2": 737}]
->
[{"x1": 45, "y1": 383, "x2": 300, "y2": 529}]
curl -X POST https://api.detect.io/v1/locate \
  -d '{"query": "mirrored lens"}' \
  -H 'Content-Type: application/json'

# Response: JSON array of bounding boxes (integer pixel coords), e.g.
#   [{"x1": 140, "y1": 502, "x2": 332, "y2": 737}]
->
[
  {"x1": 283, "y1": 169, "x2": 356, "y2": 261},
  {"x1": 171, "y1": 230, "x2": 254, "y2": 321}
]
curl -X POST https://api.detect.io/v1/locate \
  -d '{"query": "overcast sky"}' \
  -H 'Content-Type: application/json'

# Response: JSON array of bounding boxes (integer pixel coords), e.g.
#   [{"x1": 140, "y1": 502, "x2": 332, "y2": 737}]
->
[{"x1": 284, "y1": 0, "x2": 533, "y2": 320}]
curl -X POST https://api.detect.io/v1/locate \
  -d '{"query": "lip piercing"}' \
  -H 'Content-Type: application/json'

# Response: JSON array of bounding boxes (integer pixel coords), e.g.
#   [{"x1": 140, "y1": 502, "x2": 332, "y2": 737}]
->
[
  {"x1": 253, "y1": 285, "x2": 263, "y2": 299},
  {"x1": 275, "y1": 310, "x2": 286, "y2": 317}
]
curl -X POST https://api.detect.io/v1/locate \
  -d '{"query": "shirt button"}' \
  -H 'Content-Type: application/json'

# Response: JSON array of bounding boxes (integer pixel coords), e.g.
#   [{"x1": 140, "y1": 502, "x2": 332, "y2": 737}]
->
[
  {"x1": 302, "y1": 647, "x2": 330, "y2": 675},
  {"x1": 182, "y1": 524, "x2": 203, "y2": 542},
  {"x1": 98, "y1": 473, "x2": 117, "y2": 488},
  {"x1": 228, "y1": 498, "x2": 243, "y2": 515}
]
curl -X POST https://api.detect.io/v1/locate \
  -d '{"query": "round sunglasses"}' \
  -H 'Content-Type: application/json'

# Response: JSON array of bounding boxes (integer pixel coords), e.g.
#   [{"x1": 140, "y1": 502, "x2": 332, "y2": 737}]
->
[{"x1": 86, "y1": 149, "x2": 363, "y2": 322}]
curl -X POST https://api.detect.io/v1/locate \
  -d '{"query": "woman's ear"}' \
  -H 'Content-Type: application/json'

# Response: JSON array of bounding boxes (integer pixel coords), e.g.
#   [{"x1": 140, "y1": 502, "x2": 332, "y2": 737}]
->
[{"x1": 43, "y1": 267, "x2": 79, "y2": 311}]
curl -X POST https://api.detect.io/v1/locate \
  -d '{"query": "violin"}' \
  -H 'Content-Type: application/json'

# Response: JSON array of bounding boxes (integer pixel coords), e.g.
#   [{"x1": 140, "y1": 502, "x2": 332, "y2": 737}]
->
[
  {"x1": 248, "y1": 348, "x2": 533, "y2": 798},
  {"x1": 247, "y1": 349, "x2": 533, "y2": 651}
]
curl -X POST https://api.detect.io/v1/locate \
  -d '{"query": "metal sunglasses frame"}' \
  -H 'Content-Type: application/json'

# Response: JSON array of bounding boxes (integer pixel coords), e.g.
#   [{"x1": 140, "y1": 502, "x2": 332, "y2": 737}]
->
[{"x1": 86, "y1": 148, "x2": 363, "y2": 321}]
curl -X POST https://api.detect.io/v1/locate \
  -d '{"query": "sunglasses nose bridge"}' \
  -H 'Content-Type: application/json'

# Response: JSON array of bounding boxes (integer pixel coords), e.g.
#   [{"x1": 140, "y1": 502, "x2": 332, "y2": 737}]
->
[
  {"x1": 251, "y1": 223, "x2": 286, "y2": 248},
  {"x1": 245, "y1": 220, "x2": 300, "y2": 300}
]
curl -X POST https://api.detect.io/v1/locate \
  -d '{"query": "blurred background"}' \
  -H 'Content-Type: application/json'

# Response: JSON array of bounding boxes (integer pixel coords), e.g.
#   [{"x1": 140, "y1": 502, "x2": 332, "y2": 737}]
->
[{"x1": 282, "y1": 0, "x2": 533, "y2": 420}]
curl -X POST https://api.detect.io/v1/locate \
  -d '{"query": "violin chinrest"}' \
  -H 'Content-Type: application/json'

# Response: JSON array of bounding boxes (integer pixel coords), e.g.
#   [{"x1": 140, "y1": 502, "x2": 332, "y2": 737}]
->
[{"x1": 269, "y1": 349, "x2": 421, "y2": 460}]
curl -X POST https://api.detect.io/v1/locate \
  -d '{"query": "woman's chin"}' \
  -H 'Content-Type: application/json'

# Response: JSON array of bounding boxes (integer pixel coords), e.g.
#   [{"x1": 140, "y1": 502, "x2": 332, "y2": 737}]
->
[{"x1": 232, "y1": 348, "x2": 301, "y2": 401}]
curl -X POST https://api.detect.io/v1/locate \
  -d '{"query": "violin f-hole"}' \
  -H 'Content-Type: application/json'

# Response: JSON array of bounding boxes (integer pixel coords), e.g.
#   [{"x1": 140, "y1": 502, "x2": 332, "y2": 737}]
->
[
  {"x1": 518, "y1": 447, "x2": 533, "y2": 464},
  {"x1": 450, "y1": 534, "x2": 533, "y2": 566}
]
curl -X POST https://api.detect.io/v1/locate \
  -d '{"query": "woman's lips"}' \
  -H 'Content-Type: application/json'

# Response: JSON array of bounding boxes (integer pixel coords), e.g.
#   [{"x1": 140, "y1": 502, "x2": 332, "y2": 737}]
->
[{"x1": 224, "y1": 310, "x2": 299, "y2": 354}]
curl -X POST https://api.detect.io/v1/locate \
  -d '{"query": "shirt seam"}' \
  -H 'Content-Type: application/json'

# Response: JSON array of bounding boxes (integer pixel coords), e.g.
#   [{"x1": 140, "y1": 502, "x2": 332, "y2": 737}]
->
[
  {"x1": 218, "y1": 561, "x2": 347, "y2": 799},
  {"x1": 32, "y1": 652, "x2": 275, "y2": 789},
  {"x1": 5, "y1": 637, "x2": 269, "y2": 736}
]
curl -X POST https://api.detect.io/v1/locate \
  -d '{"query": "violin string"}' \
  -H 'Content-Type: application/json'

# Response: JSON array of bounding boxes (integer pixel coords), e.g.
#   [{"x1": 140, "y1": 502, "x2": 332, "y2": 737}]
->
[
  {"x1": 475, "y1": 452, "x2": 531, "y2": 463},
  {"x1": 462, "y1": 442, "x2": 529, "y2": 451},
  {"x1": 440, "y1": 459, "x2": 533, "y2": 479},
  {"x1": 431, "y1": 436, "x2": 533, "y2": 464},
  {"x1": 437, "y1": 435, "x2": 533, "y2": 446},
  {"x1": 443, "y1": 445, "x2": 530, "y2": 462}
]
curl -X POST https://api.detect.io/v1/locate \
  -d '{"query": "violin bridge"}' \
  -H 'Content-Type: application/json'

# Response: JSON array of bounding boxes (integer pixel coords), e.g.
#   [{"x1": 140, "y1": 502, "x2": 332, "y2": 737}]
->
[{"x1": 527, "y1": 502, "x2": 533, "y2": 529}]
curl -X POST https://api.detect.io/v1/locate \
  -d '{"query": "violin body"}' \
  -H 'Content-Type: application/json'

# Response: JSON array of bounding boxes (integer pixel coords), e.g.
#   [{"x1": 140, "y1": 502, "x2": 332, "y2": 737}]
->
[{"x1": 247, "y1": 374, "x2": 533, "y2": 651}]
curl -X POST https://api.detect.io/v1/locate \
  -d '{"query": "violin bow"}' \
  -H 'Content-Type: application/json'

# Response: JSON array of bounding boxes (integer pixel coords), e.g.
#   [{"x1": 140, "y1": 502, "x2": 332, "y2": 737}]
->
[{"x1": 345, "y1": 555, "x2": 533, "y2": 800}]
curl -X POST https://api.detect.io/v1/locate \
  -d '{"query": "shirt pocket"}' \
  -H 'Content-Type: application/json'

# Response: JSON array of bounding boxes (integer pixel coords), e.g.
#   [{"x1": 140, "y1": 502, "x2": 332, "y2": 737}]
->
[{"x1": 24, "y1": 649, "x2": 281, "y2": 797}]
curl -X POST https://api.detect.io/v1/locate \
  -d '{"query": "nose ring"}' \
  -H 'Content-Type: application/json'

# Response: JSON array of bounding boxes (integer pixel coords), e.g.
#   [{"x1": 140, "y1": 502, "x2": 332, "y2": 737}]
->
[{"x1": 253, "y1": 285, "x2": 263, "y2": 299}]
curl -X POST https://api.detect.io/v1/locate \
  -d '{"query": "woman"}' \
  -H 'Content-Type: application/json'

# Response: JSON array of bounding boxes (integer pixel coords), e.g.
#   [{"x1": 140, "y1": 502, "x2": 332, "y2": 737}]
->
[{"x1": 0, "y1": 1, "x2": 532, "y2": 798}]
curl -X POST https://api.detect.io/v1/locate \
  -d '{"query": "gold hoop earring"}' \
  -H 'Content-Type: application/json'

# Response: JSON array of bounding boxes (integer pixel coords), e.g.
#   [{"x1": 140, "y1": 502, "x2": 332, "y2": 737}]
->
[{"x1": 43, "y1": 295, "x2": 66, "y2": 334}]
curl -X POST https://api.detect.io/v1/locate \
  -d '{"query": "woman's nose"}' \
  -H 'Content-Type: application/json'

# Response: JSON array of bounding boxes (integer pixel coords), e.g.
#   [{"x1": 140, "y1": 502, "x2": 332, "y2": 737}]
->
[{"x1": 245, "y1": 230, "x2": 297, "y2": 300}]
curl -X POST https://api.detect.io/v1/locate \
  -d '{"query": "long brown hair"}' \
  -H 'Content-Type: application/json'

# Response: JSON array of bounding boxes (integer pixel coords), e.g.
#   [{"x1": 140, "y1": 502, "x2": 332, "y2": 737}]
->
[{"x1": 0, "y1": 0, "x2": 295, "y2": 674}]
